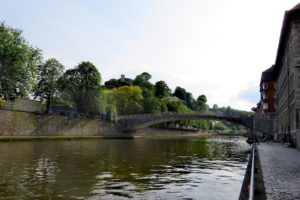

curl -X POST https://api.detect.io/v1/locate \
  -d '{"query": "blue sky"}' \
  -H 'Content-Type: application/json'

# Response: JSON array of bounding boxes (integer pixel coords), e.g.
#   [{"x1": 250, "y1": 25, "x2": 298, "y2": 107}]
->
[{"x1": 1, "y1": 0, "x2": 300, "y2": 110}]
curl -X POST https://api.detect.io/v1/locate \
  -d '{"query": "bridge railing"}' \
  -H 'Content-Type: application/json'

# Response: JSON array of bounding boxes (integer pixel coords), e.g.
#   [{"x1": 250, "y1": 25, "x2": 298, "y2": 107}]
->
[
  {"x1": 118, "y1": 112, "x2": 180, "y2": 119},
  {"x1": 118, "y1": 113, "x2": 253, "y2": 121}
]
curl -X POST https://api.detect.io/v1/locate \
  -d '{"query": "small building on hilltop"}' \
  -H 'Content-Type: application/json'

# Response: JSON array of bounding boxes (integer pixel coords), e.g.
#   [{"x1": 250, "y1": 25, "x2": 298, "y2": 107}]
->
[{"x1": 104, "y1": 75, "x2": 133, "y2": 89}]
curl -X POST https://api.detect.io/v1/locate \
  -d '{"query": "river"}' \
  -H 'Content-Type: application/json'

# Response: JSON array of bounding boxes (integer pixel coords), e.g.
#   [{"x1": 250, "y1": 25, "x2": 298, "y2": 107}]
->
[{"x1": 0, "y1": 136, "x2": 250, "y2": 200}]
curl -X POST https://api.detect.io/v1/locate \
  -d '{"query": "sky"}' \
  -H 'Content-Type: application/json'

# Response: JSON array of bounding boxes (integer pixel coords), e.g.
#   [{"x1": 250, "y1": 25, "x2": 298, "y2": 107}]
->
[{"x1": 1, "y1": 0, "x2": 300, "y2": 111}]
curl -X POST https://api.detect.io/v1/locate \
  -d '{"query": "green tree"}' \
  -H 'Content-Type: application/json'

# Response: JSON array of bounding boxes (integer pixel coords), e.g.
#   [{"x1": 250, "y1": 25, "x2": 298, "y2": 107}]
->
[
  {"x1": 213, "y1": 121, "x2": 226, "y2": 131},
  {"x1": 197, "y1": 94, "x2": 208, "y2": 113},
  {"x1": 173, "y1": 86, "x2": 187, "y2": 100},
  {"x1": 0, "y1": 22, "x2": 41, "y2": 98},
  {"x1": 140, "y1": 72, "x2": 152, "y2": 81},
  {"x1": 106, "y1": 86, "x2": 143, "y2": 115},
  {"x1": 99, "y1": 88, "x2": 107, "y2": 115},
  {"x1": 197, "y1": 94, "x2": 207, "y2": 103},
  {"x1": 165, "y1": 100, "x2": 191, "y2": 113},
  {"x1": 59, "y1": 61, "x2": 101, "y2": 113},
  {"x1": 34, "y1": 58, "x2": 64, "y2": 112},
  {"x1": 144, "y1": 97, "x2": 162, "y2": 113},
  {"x1": 185, "y1": 92, "x2": 195, "y2": 109},
  {"x1": 154, "y1": 80, "x2": 171, "y2": 98},
  {"x1": 133, "y1": 72, "x2": 155, "y2": 98}
]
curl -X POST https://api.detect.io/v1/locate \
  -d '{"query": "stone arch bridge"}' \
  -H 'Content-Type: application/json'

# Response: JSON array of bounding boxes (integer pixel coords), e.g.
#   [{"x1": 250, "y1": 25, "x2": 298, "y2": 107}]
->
[{"x1": 116, "y1": 113, "x2": 273, "y2": 134}]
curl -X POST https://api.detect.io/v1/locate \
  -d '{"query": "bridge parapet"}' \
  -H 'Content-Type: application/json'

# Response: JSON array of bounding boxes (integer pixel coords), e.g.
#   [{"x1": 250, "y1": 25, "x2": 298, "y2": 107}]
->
[
  {"x1": 117, "y1": 113, "x2": 259, "y2": 133},
  {"x1": 116, "y1": 113, "x2": 274, "y2": 135}
]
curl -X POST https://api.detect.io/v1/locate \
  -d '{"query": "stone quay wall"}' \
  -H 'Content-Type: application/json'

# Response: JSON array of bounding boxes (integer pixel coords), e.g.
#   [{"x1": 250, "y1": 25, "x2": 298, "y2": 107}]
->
[{"x1": 0, "y1": 109, "x2": 119, "y2": 137}]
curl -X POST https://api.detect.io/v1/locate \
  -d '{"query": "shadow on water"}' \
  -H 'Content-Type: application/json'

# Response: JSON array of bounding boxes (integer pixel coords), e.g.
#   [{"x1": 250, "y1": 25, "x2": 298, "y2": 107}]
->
[{"x1": 0, "y1": 136, "x2": 250, "y2": 199}]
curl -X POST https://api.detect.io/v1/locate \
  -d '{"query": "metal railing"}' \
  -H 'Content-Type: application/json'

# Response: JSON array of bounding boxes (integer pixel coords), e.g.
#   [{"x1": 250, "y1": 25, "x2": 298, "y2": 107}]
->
[
  {"x1": 249, "y1": 142, "x2": 256, "y2": 200},
  {"x1": 249, "y1": 117, "x2": 256, "y2": 200}
]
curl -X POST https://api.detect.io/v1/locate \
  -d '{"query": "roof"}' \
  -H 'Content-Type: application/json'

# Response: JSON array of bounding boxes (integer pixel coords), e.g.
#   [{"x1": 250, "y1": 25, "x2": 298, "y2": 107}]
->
[
  {"x1": 274, "y1": 4, "x2": 300, "y2": 79},
  {"x1": 291, "y1": 3, "x2": 300, "y2": 11},
  {"x1": 260, "y1": 65, "x2": 274, "y2": 83}
]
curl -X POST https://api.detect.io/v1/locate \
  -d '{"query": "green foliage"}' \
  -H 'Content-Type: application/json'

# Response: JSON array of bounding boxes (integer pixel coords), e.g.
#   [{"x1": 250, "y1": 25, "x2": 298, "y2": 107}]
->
[
  {"x1": 209, "y1": 106, "x2": 253, "y2": 132},
  {"x1": 0, "y1": 98, "x2": 5, "y2": 108},
  {"x1": 104, "y1": 78, "x2": 131, "y2": 88},
  {"x1": 140, "y1": 72, "x2": 152, "y2": 81},
  {"x1": 213, "y1": 122, "x2": 226, "y2": 131},
  {"x1": 34, "y1": 58, "x2": 64, "y2": 112},
  {"x1": 133, "y1": 73, "x2": 155, "y2": 98},
  {"x1": 195, "y1": 94, "x2": 208, "y2": 113},
  {"x1": 0, "y1": 22, "x2": 42, "y2": 98},
  {"x1": 197, "y1": 94, "x2": 207, "y2": 103},
  {"x1": 143, "y1": 97, "x2": 165, "y2": 113},
  {"x1": 99, "y1": 90, "x2": 107, "y2": 115},
  {"x1": 164, "y1": 99, "x2": 191, "y2": 113},
  {"x1": 211, "y1": 106, "x2": 253, "y2": 117},
  {"x1": 108, "y1": 103, "x2": 118, "y2": 123},
  {"x1": 173, "y1": 86, "x2": 187, "y2": 100},
  {"x1": 106, "y1": 86, "x2": 143, "y2": 115},
  {"x1": 58, "y1": 61, "x2": 101, "y2": 113},
  {"x1": 154, "y1": 80, "x2": 171, "y2": 98}
]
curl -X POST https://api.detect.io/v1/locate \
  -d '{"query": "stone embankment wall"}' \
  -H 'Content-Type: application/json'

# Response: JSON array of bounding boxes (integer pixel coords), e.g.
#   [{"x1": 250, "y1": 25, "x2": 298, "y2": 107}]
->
[
  {"x1": 0, "y1": 109, "x2": 119, "y2": 137},
  {"x1": 2, "y1": 98, "x2": 43, "y2": 113},
  {"x1": 0, "y1": 99, "x2": 121, "y2": 137}
]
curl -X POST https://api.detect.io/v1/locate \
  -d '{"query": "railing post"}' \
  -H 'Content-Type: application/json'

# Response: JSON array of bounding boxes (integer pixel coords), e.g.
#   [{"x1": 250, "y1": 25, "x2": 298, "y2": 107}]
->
[{"x1": 249, "y1": 117, "x2": 256, "y2": 200}]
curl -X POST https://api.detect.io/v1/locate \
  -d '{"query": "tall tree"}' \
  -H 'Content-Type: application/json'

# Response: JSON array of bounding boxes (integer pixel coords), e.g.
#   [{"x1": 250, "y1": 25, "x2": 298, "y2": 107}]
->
[
  {"x1": 154, "y1": 80, "x2": 171, "y2": 98},
  {"x1": 173, "y1": 86, "x2": 187, "y2": 100},
  {"x1": 59, "y1": 61, "x2": 101, "y2": 113},
  {"x1": 34, "y1": 58, "x2": 64, "y2": 112},
  {"x1": 141, "y1": 72, "x2": 152, "y2": 81},
  {"x1": 197, "y1": 95, "x2": 207, "y2": 103},
  {"x1": 133, "y1": 72, "x2": 155, "y2": 98},
  {"x1": 197, "y1": 94, "x2": 208, "y2": 113},
  {"x1": 106, "y1": 86, "x2": 143, "y2": 115},
  {"x1": 0, "y1": 22, "x2": 41, "y2": 98}
]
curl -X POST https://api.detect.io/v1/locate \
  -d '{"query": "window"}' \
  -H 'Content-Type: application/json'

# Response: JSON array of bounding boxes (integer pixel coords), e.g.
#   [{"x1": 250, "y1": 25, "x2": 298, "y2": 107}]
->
[
  {"x1": 262, "y1": 103, "x2": 269, "y2": 110},
  {"x1": 262, "y1": 82, "x2": 268, "y2": 89},
  {"x1": 262, "y1": 93, "x2": 268, "y2": 100}
]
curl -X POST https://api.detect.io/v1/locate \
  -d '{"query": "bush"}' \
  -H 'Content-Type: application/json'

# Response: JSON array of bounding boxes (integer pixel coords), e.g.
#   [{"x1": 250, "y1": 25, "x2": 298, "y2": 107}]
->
[{"x1": 0, "y1": 98, "x2": 6, "y2": 108}]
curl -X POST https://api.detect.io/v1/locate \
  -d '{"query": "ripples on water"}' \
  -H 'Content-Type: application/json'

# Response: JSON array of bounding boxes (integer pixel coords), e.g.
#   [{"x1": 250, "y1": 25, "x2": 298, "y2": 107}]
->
[{"x1": 0, "y1": 136, "x2": 250, "y2": 200}]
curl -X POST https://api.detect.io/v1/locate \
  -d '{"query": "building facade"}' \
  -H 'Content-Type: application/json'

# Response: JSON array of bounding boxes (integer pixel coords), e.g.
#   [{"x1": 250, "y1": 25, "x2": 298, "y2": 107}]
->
[
  {"x1": 260, "y1": 66, "x2": 276, "y2": 118},
  {"x1": 273, "y1": 4, "x2": 300, "y2": 148}
]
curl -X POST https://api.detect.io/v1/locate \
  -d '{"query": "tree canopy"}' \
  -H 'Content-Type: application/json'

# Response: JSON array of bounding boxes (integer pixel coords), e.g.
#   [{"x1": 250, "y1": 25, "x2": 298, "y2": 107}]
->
[
  {"x1": 106, "y1": 86, "x2": 143, "y2": 115},
  {"x1": 173, "y1": 86, "x2": 187, "y2": 100},
  {"x1": 34, "y1": 58, "x2": 64, "y2": 112},
  {"x1": 133, "y1": 72, "x2": 155, "y2": 98},
  {"x1": 0, "y1": 22, "x2": 41, "y2": 98},
  {"x1": 58, "y1": 61, "x2": 101, "y2": 113},
  {"x1": 154, "y1": 80, "x2": 171, "y2": 98}
]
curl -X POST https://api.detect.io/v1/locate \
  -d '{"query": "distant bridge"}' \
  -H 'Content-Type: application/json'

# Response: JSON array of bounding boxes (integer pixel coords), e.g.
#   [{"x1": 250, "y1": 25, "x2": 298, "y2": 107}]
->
[{"x1": 116, "y1": 113, "x2": 273, "y2": 134}]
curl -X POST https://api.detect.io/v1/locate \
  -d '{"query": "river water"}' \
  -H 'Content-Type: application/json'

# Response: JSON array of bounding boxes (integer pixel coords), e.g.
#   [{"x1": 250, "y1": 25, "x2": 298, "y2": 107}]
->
[{"x1": 0, "y1": 136, "x2": 250, "y2": 200}]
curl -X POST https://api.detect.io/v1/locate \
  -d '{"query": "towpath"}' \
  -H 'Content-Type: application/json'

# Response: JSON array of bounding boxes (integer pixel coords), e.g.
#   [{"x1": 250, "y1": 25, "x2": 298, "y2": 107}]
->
[{"x1": 258, "y1": 143, "x2": 300, "y2": 200}]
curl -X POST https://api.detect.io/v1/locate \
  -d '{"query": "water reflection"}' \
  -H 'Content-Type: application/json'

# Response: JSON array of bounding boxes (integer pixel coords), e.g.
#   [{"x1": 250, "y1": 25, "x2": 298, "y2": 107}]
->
[{"x1": 0, "y1": 136, "x2": 250, "y2": 199}]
